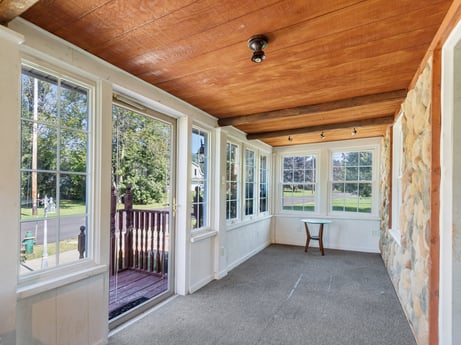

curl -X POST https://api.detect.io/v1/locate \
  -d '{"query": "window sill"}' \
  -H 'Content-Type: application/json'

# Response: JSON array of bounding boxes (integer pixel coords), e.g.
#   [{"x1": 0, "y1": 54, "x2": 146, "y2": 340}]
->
[
  {"x1": 17, "y1": 262, "x2": 107, "y2": 299},
  {"x1": 226, "y1": 214, "x2": 272, "y2": 231},
  {"x1": 389, "y1": 228, "x2": 401, "y2": 246},
  {"x1": 191, "y1": 229, "x2": 218, "y2": 243},
  {"x1": 275, "y1": 213, "x2": 379, "y2": 222}
]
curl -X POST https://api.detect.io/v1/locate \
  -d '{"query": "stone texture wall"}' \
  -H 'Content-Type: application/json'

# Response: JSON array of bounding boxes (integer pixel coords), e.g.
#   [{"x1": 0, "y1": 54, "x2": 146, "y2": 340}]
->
[{"x1": 380, "y1": 58, "x2": 432, "y2": 345}]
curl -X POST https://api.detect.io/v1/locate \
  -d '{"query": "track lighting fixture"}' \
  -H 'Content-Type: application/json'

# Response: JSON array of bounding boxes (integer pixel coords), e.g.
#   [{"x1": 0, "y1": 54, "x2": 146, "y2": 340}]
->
[
  {"x1": 320, "y1": 131, "x2": 325, "y2": 139},
  {"x1": 352, "y1": 128, "x2": 357, "y2": 136}
]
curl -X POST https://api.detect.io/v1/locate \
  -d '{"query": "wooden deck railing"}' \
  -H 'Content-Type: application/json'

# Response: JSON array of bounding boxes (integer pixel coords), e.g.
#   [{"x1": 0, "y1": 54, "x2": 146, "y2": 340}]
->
[{"x1": 110, "y1": 184, "x2": 169, "y2": 277}]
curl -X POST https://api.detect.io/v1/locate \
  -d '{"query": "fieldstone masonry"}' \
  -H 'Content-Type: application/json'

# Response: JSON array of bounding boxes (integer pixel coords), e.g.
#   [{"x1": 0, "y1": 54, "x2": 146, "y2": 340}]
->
[{"x1": 380, "y1": 58, "x2": 432, "y2": 345}]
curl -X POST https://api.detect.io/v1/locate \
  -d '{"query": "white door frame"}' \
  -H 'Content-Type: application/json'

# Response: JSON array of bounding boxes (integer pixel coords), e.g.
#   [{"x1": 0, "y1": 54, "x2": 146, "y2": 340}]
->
[{"x1": 440, "y1": 17, "x2": 461, "y2": 345}]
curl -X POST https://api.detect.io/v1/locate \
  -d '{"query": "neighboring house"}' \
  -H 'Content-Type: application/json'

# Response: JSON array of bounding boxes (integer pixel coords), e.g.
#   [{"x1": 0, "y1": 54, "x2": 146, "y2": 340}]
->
[
  {"x1": 191, "y1": 161, "x2": 204, "y2": 191},
  {"x1": 1, "y1": 5, "x2": 461, "y2": 345}
]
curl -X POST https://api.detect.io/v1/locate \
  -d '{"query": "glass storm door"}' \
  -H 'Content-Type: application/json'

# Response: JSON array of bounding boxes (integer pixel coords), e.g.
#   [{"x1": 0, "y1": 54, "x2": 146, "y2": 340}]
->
[{"x1": 109, "y1": 102, "x2": 176, "y2": 327}]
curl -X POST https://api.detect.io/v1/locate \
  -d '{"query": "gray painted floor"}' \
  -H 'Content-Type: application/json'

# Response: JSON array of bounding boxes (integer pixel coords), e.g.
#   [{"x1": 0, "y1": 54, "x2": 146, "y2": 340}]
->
[{"x1": 109, "y1": 245, "x2": 417, "y2": 345}]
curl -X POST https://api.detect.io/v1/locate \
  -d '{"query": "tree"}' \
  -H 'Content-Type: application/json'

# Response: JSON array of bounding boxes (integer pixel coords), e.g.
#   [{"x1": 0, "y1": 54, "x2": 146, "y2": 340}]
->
[
  {"x1": 112, "y1": 105, "x2": 171, "y2": 205},
  {"x1": 332, "y1": 151, "x2": 372, "y2": 197},
  {"x1": 21, "y1": 71, "x2": 89, "y2": 214}
]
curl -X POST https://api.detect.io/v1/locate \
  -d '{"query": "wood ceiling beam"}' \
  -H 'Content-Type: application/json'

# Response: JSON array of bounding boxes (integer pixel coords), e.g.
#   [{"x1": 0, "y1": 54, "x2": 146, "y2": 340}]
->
[
  {"x1": 0, "y1": 0, "x2": 39, "y2": 25},
  {"x1": 218, "y1": 89, "x2": 407, "y2": 127},
  {"x1": 246, "y1": 115, "x2": 394, "y2": 140}
]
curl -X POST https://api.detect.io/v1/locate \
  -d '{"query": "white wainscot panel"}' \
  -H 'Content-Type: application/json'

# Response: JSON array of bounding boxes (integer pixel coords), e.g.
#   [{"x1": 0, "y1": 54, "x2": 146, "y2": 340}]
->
[
  {"x1": 17, "y1": 289, "x2": 57, "y2": 345},
  {"x1": 275, "y1": 216, "x2": 380, "y2": 253},
  {"x1": 190, "y1": 236, "x2": 215, "y2": 293},
  {"x1": 17, "y1": 274, "x2": 107, "y2": 345},
  {"x1": 226, "y1": 217, "x2": 272, "y2": 271}
]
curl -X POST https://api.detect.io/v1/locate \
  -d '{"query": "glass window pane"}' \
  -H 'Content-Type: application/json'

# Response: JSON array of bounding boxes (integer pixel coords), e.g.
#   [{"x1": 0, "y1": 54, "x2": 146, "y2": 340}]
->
[
  {"x1": 332, "y1": 152, "x2": 344, "y2": 166},
  {"x1": 304, "y1": 156, "x2": 314, "y2": 169},
  {"x1": 230, "y1": 200, "x2": 237, "y2": 219},
  {"x1": 282, "y1": 155, "x2": 316, "y2": 212},
  {"x1": 332, "y1": 166, "x2": 344, "y2": 180},
  {"x1": 294, "y1": 170, "x2": 304, "y2": 183},
  {"x1": 284, "y1": 157, "x2": 293, "y2": 170},
  {"x1": 346, "y1": 167, "x2": 358, "y2": 181},
  {"x1": 60, "y1": 82, "x2": 88, "y2": 130},
  {"x1": 305, "y1": 169, "x2": 315, "y2": 183},
  {"x1": 294, "y1": 157, "x2": 304, "y2": 170},
  {"x1": 61, "y1": 129, "x2": 87, "y2": 172},
  {"x1": 191, "y1": 128, "x2": 209, "y2": 229},
  {"x1": 345, "y1": 152, "x2": 358, "y2": 166},
  {"x1": 331, "y1": 150, "x2": 374, "y2": 214},
  {"x1": 59, "y1": 214, "x2": 86, "y2": 263},
  {"x1": 60, "y1": 174, "x2": 87, "y2": 213},
  {"x1": 20, "y1": 66, "x2": 91, "y2": 275},
  {"x1": 20, "y1": 120, "x2": 33, "y2": 170},
  {"x1": 359, "y1": 167, "x2": 372, "y2": 181},
  {"x1": 360, "y1": 151, "x2": 373, "y2": 166},
  {"x1": 20, "y1": 218, "x2": 58, "y2": 273},
  {"x1": 284, "y1": 169, "x2": 293, "y2": 183}
]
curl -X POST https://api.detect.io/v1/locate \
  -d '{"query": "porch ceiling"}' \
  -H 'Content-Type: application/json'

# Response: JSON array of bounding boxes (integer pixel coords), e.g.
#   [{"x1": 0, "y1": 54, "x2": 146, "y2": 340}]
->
[{"x1": 3, "y1": 0, "x2": 453, "y2": 146}]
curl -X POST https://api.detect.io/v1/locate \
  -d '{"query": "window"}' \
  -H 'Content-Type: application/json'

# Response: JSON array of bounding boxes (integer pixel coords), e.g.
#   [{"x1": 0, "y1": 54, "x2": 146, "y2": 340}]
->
[
  {"x1": 331, "y1": 150, "x2": 373, "y2": 213},
  {"x1": 282, "y1": 155, "x2": 317, "y2": 211},
  {"x1": 259, "y1": 155, "x2": 268, "y2": 213},
  {"x1": 391, "y1": 115, "x2": 403, "y2": 240},
  {"x1": 245, "y1": 149, "x2": 256, "y2": 216},
  {"x1": 19, "y1": 65, "x2": 91, "y2": 274},
  {"x1": 226, "y1": 142, "x2": 239, "y2": 220},
  {"x1": 191, "y1": 128, "x2": 209, "y2": 229}
]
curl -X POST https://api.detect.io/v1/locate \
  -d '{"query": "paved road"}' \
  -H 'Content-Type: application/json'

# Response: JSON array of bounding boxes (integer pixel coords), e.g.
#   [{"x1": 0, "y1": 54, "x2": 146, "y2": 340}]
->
[{"x1": 20, "y1": 215, "x2": 86, "y2": 245}]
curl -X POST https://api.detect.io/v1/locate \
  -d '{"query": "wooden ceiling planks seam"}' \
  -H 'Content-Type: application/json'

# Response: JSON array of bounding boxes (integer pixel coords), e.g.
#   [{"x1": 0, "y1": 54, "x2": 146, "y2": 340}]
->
[{"x1": 14, "y1": 0, "x2": 454, "y2": 146}]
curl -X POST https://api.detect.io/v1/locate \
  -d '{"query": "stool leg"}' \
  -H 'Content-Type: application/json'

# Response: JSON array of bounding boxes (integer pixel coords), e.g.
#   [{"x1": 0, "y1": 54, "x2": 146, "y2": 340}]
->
[
  {"x1": 304, "y1": 223, "x2": 311, "y2": 252},
  {"x1": 319, "y1": 224, "x2": 325, "y2": 256}
]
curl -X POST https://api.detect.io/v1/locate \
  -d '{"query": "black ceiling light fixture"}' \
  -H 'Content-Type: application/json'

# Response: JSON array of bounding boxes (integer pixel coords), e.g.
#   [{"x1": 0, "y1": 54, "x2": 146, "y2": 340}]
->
[{"x1": 248, "y1": 34, "x2": 268, "y2": 63}]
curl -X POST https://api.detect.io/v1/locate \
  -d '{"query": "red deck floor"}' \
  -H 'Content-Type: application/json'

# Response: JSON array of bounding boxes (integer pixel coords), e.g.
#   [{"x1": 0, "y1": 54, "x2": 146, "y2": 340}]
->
[{"x1": 109, "y1": 269, "x2": 168, "y2": 317}]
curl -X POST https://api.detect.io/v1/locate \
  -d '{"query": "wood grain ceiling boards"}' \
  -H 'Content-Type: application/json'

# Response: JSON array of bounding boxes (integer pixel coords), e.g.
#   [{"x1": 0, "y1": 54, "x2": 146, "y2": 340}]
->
[{"x1": 18, "y1": 0, "x2": 453, "y2": 146}]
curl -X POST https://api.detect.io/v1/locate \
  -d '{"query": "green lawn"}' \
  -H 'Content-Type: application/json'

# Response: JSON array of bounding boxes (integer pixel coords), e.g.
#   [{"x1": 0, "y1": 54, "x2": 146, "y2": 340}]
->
[
  {"x1": 332, "y1": 197, "x2": 371, "y2": 213},
  {"x1": 283, "y1": 189, "x2": 315, "y2": 196},
  {"x1": 22, "y1": 238, "x2": 78, "y2": 261},
  {"x1": 21, "y1": 200, "x2": 168, "y2": 221},
  {"x1": 283, "y1": 197, "x2": 371, "y2": 213}
]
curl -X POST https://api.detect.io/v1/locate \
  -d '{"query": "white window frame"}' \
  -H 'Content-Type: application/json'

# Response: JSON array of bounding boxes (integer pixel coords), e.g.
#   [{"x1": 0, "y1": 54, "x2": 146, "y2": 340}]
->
[
  {"x1": 280, "y1": 153, "x2": 318, "y2": 214},
  {"x1": 191, "y1": 126, "x2": 210, "y2": 231},
  {"x1": 226, "y1": 141, "x2": 240, "y2": 222},
  {"x1": 328, "y1": 146, "x2": 379, "y2": 218},
  {"x1": 244, "y1": 148, "x2": 256, "y2": 218},
  {"x1": 17, "y1": 58, "x2": 102, "y2": 291},
  {"x1": 390, "y1": 113, "x2": 403, "y2": 245},
  {"x1": 259, "y1": 154, "x2": 269, "y2": 215}
]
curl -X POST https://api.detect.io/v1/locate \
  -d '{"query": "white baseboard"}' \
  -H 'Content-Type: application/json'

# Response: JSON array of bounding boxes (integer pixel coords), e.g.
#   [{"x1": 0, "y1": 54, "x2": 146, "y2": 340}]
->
[{"x1": 227, "y1": 241, "x2": 270, "y2": 272}]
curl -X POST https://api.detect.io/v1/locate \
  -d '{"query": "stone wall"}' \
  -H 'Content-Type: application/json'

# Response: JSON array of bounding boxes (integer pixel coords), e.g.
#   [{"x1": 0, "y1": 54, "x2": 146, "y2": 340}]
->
[{"x1": 380, "y1": 58, "x2": 432, "y2": 345}]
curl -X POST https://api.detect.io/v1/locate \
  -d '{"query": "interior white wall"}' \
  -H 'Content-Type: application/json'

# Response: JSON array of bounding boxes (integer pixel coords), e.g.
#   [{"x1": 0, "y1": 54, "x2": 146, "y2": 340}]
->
[
  {"x1": 274, "y1": 216, "x2": 380, "y2": 253},
  {"x1": 0, "y1": 25, "x2": 23, "y2": 345},
  {"x1": 226, "y1": 217, "x2": 273, "y2": 271},
  {"x1": 189, "y1": 127, "x2": 273, "y2": 292},
  {"x1": 441, "y1": 17, "x2": 461, "y2": 345},
  {"x1": 272, "y1": 138, "x2": 381, "y2": 254},
  {"x1": 190, "y1": 236, "x2": 216, "y2": 292}
]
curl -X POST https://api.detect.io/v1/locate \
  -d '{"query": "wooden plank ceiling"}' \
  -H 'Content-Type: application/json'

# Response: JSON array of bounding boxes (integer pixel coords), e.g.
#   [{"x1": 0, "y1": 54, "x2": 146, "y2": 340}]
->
[{"x1": 9, "y1": 0, "x2": 453, "y2": 146}]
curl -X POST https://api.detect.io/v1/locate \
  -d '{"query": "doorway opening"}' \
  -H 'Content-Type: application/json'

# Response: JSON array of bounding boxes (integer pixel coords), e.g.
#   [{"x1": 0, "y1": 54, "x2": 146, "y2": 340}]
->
[{"x1": 109, "y1": 101, "x2": 176, "y2": 328}]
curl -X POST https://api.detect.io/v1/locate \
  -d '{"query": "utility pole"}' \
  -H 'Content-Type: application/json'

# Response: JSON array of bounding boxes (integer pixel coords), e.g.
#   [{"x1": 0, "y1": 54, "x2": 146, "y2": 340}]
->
[{"x1": 32, "y1": 77, "x2": 38, "y2": 216}]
